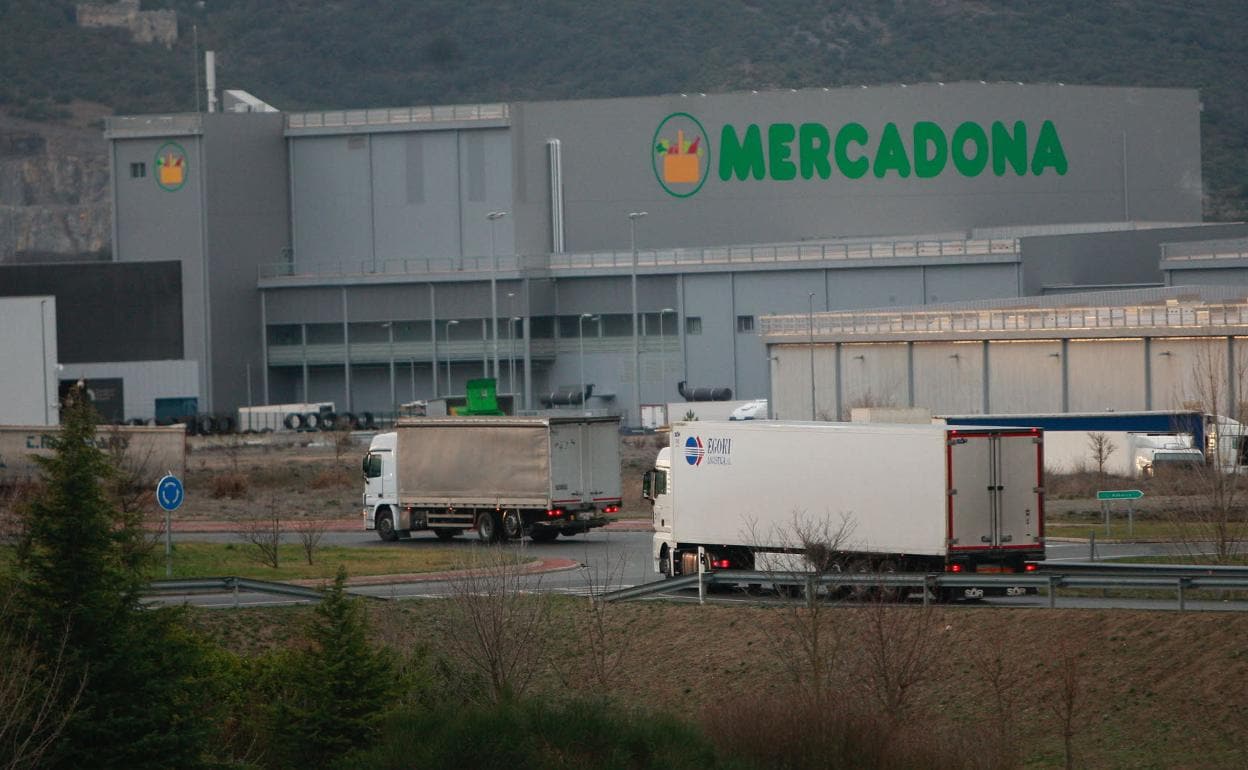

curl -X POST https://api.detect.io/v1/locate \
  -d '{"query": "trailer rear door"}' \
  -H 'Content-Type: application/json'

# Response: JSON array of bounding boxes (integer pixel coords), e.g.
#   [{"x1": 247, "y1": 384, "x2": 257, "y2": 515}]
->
[{"x1": 948, "y1": 430, "x2": 1043, "y2": 551}]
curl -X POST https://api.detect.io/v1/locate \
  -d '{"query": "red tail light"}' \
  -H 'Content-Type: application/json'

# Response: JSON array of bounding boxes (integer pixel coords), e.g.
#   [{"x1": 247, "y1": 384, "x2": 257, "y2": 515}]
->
[
  {"x1": 947, "y1": 563, "x2": 963, "y2": 573},
  {"x1": 603, "y1": 504, "x2": 620, "y2": 514},
  {"x1": 1025, "y1": 563, "x2": 1038, "y2": 572},
  {"x1": 546, "y1": 508, "x2": 564, "y2": 518},
  {"x1": 711, "y1": 558, "x2": 731, "y2": 569}
]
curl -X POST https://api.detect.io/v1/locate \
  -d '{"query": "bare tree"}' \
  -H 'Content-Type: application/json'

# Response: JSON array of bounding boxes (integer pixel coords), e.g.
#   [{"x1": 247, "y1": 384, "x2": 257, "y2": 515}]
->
[
  {"x1": 748, "y1": 511, "x2": 856, "y2": 709},
  {"x1": 970, "y1": 635, "x2": 1024, "y2": 769},
  {"x1": 238, "y1": 505, "x2": 282, "y2": 569},
  {"x1": 293, "y1": 518, "x2": 328, "y2": 566},
  {"x1": 332, "y1": 423, "x2": 356, "y2": 465},
  {"x1": 1046, "y1": 641, "x2": 1084, "y2": 770},
  {"x1": 850, "y1": 596, "x2": 944, "y2": 728},
  {"x1": 0, "y1": 481, "x2": 35, "y2": 546},
  {"x1": 0, "y1": 600, "x2": 85, "y2": 770},
  {"x1": 1086, "y1": 432, "x2": 1117, "y2": 483},
  {"x1": 1164, "y1": 341, "x2": 1248, "y2": 563},
  {"x1": 442, "y1": 547, "x2": 552, "y2": 703},
  {"x1": 557, "y1": 547, "x2": 636, "y2": 697}
]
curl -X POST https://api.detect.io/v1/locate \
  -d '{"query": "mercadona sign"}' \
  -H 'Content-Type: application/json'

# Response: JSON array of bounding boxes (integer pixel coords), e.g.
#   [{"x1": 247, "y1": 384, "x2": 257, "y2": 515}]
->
[{"x1": 653, "y1": 112, "x2": 1068, "y2": 198}]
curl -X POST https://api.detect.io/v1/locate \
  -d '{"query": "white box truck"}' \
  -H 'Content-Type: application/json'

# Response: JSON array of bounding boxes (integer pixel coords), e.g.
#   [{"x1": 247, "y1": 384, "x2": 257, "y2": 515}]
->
[
  {"x1": 363, "y1": 416, "x2": 622, "y2": 543},
  {"x1": 645, "y1": 421, "x2": 1045, "y2": 592}
]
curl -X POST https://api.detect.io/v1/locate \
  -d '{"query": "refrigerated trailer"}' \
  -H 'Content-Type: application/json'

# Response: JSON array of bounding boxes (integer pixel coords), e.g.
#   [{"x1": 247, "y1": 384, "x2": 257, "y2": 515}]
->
[
  {"x1": 363, "y1": 415, "x2": 622, "y2": 543},
  {"x1": 646, "y1": 421, "x2": 1044, "y2": 593}
]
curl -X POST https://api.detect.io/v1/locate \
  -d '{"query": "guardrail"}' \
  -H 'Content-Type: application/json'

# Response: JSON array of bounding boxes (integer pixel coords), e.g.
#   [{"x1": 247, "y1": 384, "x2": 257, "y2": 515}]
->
[
  {"x1": 258, "y1": 238, "x2": 1021, "y2": 281},
  {"x1": 286, "y1": 103, "x2": 509, "y2": 130},
  {"x1": 761, "y1": 301, "x2": 1248, "y2": 339},
  {"x1": 145, "y1": 577, "x2": 382, "y2": 607},
  {"x1": 603, "y1": 567, "x2": 1248, "y2": 612}
]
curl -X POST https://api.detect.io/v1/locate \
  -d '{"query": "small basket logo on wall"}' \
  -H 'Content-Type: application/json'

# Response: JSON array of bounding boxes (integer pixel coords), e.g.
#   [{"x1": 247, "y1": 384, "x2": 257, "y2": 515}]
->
[
  {"x1": 155, "y1": 142, "x2": 187, "y2": 191},
  {"x1": 652, "y1": 112, "x2": 710, "y2": 198}
]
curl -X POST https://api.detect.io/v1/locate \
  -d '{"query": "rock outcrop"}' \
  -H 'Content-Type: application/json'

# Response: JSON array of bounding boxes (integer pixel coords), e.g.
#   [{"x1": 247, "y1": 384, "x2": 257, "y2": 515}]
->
[{"x1": 0, "y1": 112, "x2": 112, "y2": 263}]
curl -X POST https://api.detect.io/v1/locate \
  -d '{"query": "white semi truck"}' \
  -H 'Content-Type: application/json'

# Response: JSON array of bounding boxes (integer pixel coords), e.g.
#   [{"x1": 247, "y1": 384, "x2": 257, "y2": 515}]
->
[
  {"x1": 645, "y1": 421, "x2": 1045, "y2": 591},
  {"x1": 363, "y1": 416, "x2": 622, "y2": 543}
]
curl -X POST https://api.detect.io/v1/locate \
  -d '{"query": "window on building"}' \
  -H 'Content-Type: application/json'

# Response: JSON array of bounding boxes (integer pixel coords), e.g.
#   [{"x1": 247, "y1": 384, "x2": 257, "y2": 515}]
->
[
  {"x1": 601, "y1": 314, "x2": 632, "y2": 337},
  {"x1": 529, "y1": 316, "x2": 554, "y2": 339},
  {"x1": 736, "y1": 315, "x2": 756, "y2": 333},
  {"x1": 685, "y1": 316, "x2": 702, "y2": 335},
  {"x1": 129, "y1": 162, "x2": 146, "y2": 178},
  {"x1": 266, "y1": 325, "x2": 301, "y2": 346}
]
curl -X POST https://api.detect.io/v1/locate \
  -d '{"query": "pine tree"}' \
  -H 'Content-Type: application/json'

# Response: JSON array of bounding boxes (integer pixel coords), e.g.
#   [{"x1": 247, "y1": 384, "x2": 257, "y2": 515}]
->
[
  {"x1": 270, "y1": 566, "x2": 396, "y2": 766},
  {"x1": 12, "y1": 385, "x2": 216, "y2": 769}
]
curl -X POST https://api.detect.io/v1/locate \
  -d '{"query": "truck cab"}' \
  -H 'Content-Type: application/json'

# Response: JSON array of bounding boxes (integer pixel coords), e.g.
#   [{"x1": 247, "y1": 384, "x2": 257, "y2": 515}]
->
[
  {"x1": 362, "y1": 431, "x2": 398, "y2": 538},
  {"x1": 643, "y1": 447, "x2": 674, "y2": 575}
]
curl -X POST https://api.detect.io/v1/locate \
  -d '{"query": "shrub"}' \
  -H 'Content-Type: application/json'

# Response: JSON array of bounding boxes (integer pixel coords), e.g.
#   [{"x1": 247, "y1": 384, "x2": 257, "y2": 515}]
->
[
  {"x1": 342, "y1": 697, "x2": 731, "y2": 770},
  {"x1": 211, "y1": 472, "x2": 249, "y2": 499}
]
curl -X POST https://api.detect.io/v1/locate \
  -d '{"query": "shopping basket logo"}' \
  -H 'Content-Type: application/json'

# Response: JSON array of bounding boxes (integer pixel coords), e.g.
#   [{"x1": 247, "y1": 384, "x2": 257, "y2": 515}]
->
[
  {"x1": 652, "y1": 112, "x2": 710, "y2": 198},
  {"x1": 155, "y1": 142, "x2": 187, "y2": 191}
]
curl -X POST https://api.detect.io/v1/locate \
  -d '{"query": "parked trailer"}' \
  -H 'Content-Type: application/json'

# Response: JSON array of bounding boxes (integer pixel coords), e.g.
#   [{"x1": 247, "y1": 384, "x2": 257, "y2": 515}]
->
[
  {"x1": 363, "y1": 415, "x2": 622, "y2": 543},
  {"x1": 0, "y1": 424, "x2": 187, "y2": 485},
  {"x1": 645, "y1": 421, "x2": 1045, "y2": 597}
]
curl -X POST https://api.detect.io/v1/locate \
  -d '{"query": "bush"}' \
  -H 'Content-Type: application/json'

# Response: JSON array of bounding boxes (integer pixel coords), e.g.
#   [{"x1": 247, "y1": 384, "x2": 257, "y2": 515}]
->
[
  {"x1": 211, "y1": 472, "x2": 249, "y2": 499},
  {"x1": 701, "y1": 689, "x2": 967, "y2": 770},
  {"x1": 343, "y1": 697, "x2": 733, "y2": 770}
]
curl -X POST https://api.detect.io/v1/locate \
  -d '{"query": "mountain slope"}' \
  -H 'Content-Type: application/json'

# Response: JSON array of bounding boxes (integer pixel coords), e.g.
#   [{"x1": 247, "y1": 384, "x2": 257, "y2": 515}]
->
[{"x1": 2, "y1": 0, "x2": 1245, "y2": 223}]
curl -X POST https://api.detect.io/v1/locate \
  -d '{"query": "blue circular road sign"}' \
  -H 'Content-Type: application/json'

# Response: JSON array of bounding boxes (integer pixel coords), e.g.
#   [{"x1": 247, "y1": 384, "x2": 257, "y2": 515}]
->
[{"x1": 156, "y1": 474, "x2": 184, "y2": 512}]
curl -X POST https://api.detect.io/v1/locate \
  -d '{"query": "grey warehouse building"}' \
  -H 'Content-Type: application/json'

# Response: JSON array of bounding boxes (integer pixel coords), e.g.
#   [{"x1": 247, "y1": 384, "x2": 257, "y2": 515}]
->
[{"x1": 66, "y1": 81, "x2": 1248, "y2": 423}]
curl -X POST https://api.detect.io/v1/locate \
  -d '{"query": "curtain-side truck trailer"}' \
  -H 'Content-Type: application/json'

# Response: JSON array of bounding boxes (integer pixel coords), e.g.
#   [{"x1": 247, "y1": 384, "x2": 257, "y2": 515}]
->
[{"x1": 364, "y1": 416, "x2": 622, "y2": 543}]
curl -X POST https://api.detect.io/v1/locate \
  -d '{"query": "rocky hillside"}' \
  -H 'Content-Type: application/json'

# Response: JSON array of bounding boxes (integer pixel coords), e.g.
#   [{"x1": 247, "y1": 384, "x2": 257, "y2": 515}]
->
[
  {"x1": 0, "y1": 104, "x2": 111, "y2": 263},
  {"x1": 3, "y1": 0, "x2": 1247, "y2": 261}
]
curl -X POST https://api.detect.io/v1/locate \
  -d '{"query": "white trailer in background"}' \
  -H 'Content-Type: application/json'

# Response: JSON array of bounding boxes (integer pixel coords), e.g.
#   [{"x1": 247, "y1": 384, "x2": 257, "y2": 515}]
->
[{"x1": 645, "y1": 421, "x2": 1045, "y2": 595}]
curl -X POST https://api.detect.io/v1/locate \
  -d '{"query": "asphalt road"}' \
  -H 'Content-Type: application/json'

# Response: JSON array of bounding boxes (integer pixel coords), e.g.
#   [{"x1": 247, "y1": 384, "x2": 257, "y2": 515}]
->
[{"x1": 160, "y1": 528, "x2": 1248, "y2": 612}]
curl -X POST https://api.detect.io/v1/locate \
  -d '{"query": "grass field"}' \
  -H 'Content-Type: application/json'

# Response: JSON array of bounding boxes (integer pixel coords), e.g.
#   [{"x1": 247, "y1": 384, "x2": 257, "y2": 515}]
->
[{"x1": 145, "y1": 542, "x2": 530, "y2": 582}]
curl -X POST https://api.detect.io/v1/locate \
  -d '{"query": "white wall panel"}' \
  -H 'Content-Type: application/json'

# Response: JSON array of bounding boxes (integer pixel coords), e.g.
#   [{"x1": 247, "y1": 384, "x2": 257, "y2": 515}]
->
[
  {"x1": 987, "y1": 340, "x2": 1063, "y2": 413},
  {"x1": 840, "y1": 343, "x2": 908, "y2": 418},
  {"x1": 1067, "y1": 338, "x2": 1146, "y2": 412},
  {"x1": 912, "y1": 341, "x2": 983, "y2": 414}
]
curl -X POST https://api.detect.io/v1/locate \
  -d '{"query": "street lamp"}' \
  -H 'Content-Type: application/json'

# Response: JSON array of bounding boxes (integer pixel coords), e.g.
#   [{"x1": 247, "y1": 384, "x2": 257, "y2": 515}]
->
[
  {"x1": 506, "y1": 292, "x2": 517, "y2": 395},
  {"x1": 658, "y1": 307, "x2": 675, "y2": 404},
  {"x1": 444, "y1": 319, "x2": 458, "y2": 397},
  {"x1": 578, "y1": 313, "x2": 597, "y2": 410},
  {"x1": 487, "y1": 211, "x2": 507, "y2": 381},
  {"x1": 381, "y1": 321, "x2": 396, "y2": 418},
  {"x1": 628, "y1": 211, "x2": 647, "y2": 428},
  {"x1": 808, "y1": 292, "x2": 816, "y2": 421},
  {"x1": 509, "y1": 316, "x2": 521, "y2": 407}
]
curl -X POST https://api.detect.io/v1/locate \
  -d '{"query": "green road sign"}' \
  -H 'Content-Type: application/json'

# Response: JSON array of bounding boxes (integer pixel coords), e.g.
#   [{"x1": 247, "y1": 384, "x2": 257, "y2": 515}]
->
[{"x1": 1096, "y1": 489, "x2": 1143, "y2": 501}]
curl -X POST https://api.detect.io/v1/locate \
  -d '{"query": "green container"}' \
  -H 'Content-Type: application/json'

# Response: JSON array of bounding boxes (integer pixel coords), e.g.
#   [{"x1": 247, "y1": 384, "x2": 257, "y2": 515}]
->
[{"x1": 460, "y1": 378, "x2": 504, "y2": 415}]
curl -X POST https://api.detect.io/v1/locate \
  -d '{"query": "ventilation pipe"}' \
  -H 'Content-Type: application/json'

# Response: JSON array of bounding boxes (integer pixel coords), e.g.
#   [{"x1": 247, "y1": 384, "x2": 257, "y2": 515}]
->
[
  {"x1": 677, "y1": 380, "x2": 733, "y2": 402},
  {"x1": 205, "y1": 50, "x2": 217, "y2": 113}
]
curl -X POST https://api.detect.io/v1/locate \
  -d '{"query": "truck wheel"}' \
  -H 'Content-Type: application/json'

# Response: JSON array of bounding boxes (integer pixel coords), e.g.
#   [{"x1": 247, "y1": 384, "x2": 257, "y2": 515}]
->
[
  {"x1": 530, "y1": 528, "x2": 558, "y2": 543},
  {"x1": 659, "y1": 547, "x2": 673, "y2": 578},
  {"x1": 501, "y1": 511, "x2": 523, "y2": 541},
  {"x1": 376, "y1": 510, "x2": 399, "y2": 542},
  {"x1": 434, "y1": 529, "x2": 462, "y2": 541},
  {"x1": 477, "y1": 512, "x2": 502, "y2": 542}
]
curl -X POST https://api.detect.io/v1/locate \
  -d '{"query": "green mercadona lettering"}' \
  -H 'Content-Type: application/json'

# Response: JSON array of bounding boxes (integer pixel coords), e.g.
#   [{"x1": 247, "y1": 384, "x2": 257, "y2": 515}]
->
[{"x1": 718, "y1": 120, "x2": 1068, "y2": 181}]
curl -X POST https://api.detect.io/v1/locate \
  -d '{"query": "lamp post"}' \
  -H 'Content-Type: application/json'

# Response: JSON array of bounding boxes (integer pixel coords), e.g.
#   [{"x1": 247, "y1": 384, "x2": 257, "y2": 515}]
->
[
  {"x1": 628, "y1": 211, "x2": 647, "y2": 428},
  {"x1": 487, "y1": 211, "x2": 507, "y2": 381},
  {"x1": 578, "y1": 313, "x2": 596, "y2": 410},
  {"x1": 808, "y1": 292, "x2": 816, "y2": 421},
  {"x1": 658, "y1": 307, "x2": 674, "y2": 405},
  {"x1": 506, "y1": 292, "x2": 516, "y2": 395},
  {"x1": 444, "y1": 319, "x2": 458, "y2": 397},
  {"x1": 381, "y1": 322, "x2": 395, "y2": 417}
]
